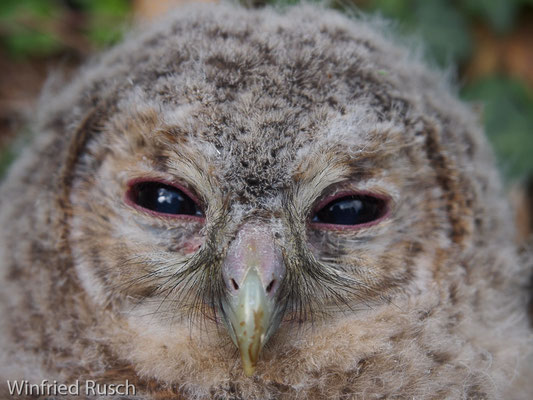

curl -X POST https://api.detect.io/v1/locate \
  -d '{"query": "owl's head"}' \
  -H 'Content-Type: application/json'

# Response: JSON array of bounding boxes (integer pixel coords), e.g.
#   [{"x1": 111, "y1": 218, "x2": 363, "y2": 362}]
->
[{"x1": 45, "y1": 3, "x2": 524, "y2": 391}]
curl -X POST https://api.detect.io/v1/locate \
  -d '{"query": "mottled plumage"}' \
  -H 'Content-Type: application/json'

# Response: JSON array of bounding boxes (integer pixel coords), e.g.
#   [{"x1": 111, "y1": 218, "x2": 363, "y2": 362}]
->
[{"x1": 0, "y1": 3, "x2": 532, "y2": 399}]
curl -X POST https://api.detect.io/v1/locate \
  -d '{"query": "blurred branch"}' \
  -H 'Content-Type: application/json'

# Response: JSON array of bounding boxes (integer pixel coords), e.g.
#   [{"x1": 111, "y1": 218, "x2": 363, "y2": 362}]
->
[
  {"x1": 134, "y1": 0, "x2": 218, "y2": 20},
  {"x1": 466, "y1": 18, "x2": 533, "y2": 86},
  {"x1": 0, "y1": 13, "x2": 91, "y2": 56}
]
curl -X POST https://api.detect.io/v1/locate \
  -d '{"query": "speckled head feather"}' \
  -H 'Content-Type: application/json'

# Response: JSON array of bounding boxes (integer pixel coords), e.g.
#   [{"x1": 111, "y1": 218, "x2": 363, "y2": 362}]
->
[{"x1": 0, "y1": 2, "x2": 532, "y2": 399}]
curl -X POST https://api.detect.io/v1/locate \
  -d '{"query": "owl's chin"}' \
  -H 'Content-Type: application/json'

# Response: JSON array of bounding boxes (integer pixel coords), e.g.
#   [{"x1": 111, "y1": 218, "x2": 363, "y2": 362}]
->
[
  {"x1": 114, "y1": 312, "x2": 297, "y2": 382},
  {"x1": 109, "y1": 304, "x2": 394, "y2": 392}
]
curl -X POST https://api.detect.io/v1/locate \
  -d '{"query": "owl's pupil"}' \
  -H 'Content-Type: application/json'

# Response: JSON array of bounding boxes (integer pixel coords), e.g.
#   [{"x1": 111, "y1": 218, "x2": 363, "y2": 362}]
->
[
  {"x1": 131, "y1": 182, "x2": 202, "y2": 216},
  {"x1": 312, "y1": 195, "x2": 386, "y2": 226}
]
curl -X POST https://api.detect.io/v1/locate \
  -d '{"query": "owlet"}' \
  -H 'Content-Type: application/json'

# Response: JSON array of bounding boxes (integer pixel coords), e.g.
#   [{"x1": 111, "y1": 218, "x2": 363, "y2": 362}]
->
[{"x1": 0, "y1": 3, "x2": 532, "y2": 399}]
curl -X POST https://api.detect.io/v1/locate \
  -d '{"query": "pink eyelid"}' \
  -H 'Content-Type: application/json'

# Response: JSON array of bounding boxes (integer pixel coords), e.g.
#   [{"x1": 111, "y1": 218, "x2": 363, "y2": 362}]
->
[
  {"x1": 309, "y1": 191, "x2": 391, "y2": 231},
  {"x1": 124, "y1": 177, "x2": 206, "y2": 222}
]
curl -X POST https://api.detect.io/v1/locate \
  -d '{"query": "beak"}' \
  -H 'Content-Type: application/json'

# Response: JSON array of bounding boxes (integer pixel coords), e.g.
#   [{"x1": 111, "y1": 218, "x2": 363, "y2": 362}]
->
[
  {"x1": 223, "y1": 268, "x2": 277, "y2": 376},
  {"x1": 220, "y1": 223, "x2": 285, "y2": 376}
]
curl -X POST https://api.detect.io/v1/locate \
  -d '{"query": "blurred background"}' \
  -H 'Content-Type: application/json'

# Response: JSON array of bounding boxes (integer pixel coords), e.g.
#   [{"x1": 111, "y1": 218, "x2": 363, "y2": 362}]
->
[{"x1": 0, "y1": 0, "x2": 532, "y2": 235}]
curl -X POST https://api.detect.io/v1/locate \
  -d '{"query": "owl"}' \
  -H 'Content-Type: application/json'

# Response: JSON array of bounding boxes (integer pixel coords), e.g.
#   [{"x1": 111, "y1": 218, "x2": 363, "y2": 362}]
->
[{"x1": 0, "y1": 3, "x2": 532, "y2": 399}]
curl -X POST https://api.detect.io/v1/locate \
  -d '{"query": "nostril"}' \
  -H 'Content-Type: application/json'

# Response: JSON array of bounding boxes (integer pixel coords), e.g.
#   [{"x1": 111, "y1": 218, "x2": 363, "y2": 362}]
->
[
  {"x1": 231, "y1": 279, "x2": 239, "y2": 291},
  {"x1": 266, "y1": 279, "x2": 276, "y2": 294}
]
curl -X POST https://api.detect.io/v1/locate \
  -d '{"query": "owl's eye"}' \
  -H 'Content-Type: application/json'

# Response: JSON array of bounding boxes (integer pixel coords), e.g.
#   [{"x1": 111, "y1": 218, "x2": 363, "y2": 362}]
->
[
  {"x1": 127, "y1": 181, "x2": 204, "y2": 218},
  {"x1": 311, "y1": 194, "x2": 388, "y2": 228}
]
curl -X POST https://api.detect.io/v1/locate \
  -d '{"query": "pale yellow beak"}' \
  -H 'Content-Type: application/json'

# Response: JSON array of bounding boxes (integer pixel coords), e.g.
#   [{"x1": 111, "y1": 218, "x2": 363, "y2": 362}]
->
[{"x1": 223, "y1": 268, "x2": 276, "y2": 376}]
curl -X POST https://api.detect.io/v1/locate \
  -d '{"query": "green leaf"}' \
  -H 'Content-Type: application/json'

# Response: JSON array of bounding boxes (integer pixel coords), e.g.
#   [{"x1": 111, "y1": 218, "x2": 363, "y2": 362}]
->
[
  {"x1": 369, "y1": 0, "x2": 472, "y2": 67},
  {"x1": 462, "y1": 77, "x2": 533, "y2": 179},
  {"x1": 0, "y1": 0, "x2": 56, "y2": 20},
  {"x1": 72, "y1": 0, "x2": 130, "y2": 17},
  {"x1": 368, "y1": 0, "x2": 413, "y2": 21},
  {"x1": 86, "y1": 23, "x2": 125, "y2": 47},
  {"x1": 81, "y1": 0, "x2": 131, "y2": 47},
  {"x1": 2, "y1": 29, "x2": 61, "y2": 58},
  {"x1": 0, "y1": 145, "x2": 17, "y2": 180},
  {"x1": 459, "y1": 0, "x2": 519, "y2": 33}
]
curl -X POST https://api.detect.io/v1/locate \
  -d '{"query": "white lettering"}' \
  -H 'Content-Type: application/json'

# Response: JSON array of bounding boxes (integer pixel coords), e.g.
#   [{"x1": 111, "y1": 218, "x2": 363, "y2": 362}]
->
[
  {"x1": 6, "y1": 378, "x2": 135, "y2": 396},
  {"x1": 85, "y1": 379, "x2": 96, "y2": 395},
  {"x1": 69, "y1": 380, "x2": 79, "y2": 395},
  {"x1": 126, "y1": 380, "x2": 136, "y2": 395},
  {"x1": 6, "y1": 380, "x2": 25, "y2": 396},
  {"x1": 57, "y1": 383, "x2": 67, "y2": 395}
]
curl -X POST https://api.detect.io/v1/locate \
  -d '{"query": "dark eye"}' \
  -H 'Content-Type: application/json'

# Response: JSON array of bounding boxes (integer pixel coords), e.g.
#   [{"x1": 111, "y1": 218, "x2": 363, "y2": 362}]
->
[
  {"x1": 311, "y1": 194, "x2": 387, "y2": 227},
  {"x1": 127, "y1": 181, "x2": 203, "y2": 217}
]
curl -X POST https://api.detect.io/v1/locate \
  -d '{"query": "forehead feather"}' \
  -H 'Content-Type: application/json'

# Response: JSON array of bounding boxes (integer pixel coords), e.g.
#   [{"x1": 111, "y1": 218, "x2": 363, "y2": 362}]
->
[
  {"x1": 48, "y1": 3, "x2": 487, "y2": 209},
  {"x1": 49, "y1": 3, "x2": 438, "y2": 132}
]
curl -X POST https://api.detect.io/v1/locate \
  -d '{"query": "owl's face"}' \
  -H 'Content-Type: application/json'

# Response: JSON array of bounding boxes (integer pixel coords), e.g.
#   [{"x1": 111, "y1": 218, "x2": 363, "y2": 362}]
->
[
  {"x1": 64, "y1": 5, "x2": 474, "y2": 379},
  {"x1": 0, "y1": 5, "x2": 527, "y2": 397},
  {"x1": 68, "y1": 105, "x2": 454, "y2": 375}
]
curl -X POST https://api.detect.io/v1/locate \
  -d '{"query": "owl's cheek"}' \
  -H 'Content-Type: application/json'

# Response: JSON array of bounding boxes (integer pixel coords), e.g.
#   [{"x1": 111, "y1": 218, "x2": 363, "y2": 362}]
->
[
  {"x1": 181, "y1": 238, "x2": 203, "y2": 254},
  {"x1": 161, "y1": 231, "x2": 204, "y2": 253}
]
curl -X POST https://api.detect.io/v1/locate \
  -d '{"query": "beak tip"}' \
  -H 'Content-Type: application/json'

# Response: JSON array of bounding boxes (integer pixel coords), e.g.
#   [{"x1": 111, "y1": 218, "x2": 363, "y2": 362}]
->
[
  {"x1": 243, "y1": 364, "x2": 256, "y2": 377},
  {"x1": 238, "y1": 336, "x2": 262, "y2": 377}
]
